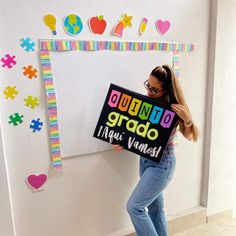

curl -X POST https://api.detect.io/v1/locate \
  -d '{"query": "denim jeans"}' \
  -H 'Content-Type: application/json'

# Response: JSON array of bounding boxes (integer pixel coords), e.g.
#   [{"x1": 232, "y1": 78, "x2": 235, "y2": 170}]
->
[{"x1": 126, "y1": 145, "x2": 176, "y2": 236}]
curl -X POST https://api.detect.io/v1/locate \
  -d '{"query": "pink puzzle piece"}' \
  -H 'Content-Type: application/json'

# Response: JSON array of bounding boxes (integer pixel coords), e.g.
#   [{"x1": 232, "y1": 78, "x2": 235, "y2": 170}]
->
[
  {"x1": 27, "y1": 174, "x2": 47, "y2": 190},
  {"x1": 1, "y1": 54, "x2": 17, "y2": 69}
]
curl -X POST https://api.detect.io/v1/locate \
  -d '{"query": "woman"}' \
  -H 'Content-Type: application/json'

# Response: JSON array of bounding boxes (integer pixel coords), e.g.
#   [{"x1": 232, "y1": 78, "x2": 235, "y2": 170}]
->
[{"x1": 113, "y1": 65, "x2": 199, "y2": 236}]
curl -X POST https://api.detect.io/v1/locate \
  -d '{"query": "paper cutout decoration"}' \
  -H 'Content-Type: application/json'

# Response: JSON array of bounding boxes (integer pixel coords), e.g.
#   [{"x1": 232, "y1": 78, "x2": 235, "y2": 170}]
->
[
  {"x1": 39, "y1": 39, "x2": 194, "y2": 170},
  {"x1": 88, "y1": 15, "x2": 107, "y2": 34},
  {"x1": 1, "y1": 54, "x2": 17, "y2": 69},
  {"x1": 20, "y1": 37, "x2": 36, "y2": 52},
  {"x1": 27, "y1": 174, "x2": 47, "y2": 190},
  {"x1": 23, "y1": 65, "x2": 37, "y2": 79},
  {"x1": 139, "y1": 17, "x2": 148, "y2": 36},
  {"x1": 63, "y1": 14, "x2": 83, "y2": 36},
  {"x1": 112, "y1": 13, "x2": 133, "y2": 37},
  {"x1": 40, "y1": 39, "x2": 195, "y2": 52},
  {"x1": 30, "y1": 118, "x2": 43, "y2": 132},
  {"x1": 40, "y1": 50, "x2": 62, "y2": 170},
  {"x1": 155, "y1": 20, "x2": 170, "y2": 35},
  {"x1": 3, "y1": 86, "x2": 19, "y2": 99},
  {"x1": 93, "y1": 84, "x2": 178, "y2": 163},
  {"x1": 8, "y1": 113, "x2": 24, "y2": 126},
  {"x1": 24, "y1": 95, "x2": 39, "y2": 109},
  {"x1": 43, "y1": 14, "x2": 57, "y2": 35}
]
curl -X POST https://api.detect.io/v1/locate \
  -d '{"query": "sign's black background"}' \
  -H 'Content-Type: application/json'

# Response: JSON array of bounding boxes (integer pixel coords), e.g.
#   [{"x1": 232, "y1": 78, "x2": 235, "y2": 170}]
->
[{"x1": 93, "y1": 84, "x2": 178, "y2": 163}]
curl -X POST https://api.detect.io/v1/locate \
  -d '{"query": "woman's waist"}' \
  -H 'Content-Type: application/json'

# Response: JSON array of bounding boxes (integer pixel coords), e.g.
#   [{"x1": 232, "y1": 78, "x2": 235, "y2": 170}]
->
[{"x1": 162, "y1": 145, "x2": 175, "y2": 156}]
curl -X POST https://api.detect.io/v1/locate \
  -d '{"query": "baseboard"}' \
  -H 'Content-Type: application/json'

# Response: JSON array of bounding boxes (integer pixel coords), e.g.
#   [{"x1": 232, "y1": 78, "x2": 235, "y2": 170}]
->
[
  {"x1": 207, "y1": 209, "x2": 233, "y2": 223},
  {"x1": 167, "y1": 206, "x2": 207, "y2": 235}
]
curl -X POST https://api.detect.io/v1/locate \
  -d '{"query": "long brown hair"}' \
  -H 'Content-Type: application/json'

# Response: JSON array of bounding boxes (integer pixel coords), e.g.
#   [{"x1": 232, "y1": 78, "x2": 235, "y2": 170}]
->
[{"x1": 150, "y1": 64, "x2": 199, "y2": 141}]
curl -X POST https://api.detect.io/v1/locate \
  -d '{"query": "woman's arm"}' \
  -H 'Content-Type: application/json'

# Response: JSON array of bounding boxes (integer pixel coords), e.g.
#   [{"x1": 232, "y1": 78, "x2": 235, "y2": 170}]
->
[
  {"x1": 178, "y1": 122, "x2": 193, "y2": 141},
  {"x1": 171, "y1": 104, "x2": 193, "y2": 141}
]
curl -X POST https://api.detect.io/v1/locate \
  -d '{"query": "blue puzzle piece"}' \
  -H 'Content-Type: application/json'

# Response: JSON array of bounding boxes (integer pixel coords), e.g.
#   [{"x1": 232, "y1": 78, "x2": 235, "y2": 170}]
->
[
  {"x1": 30, "y1": 118, "x2": 43, "y2": 132},
  {"x1": 20, "y1": 37, "x2": 36, "y2": 52}
]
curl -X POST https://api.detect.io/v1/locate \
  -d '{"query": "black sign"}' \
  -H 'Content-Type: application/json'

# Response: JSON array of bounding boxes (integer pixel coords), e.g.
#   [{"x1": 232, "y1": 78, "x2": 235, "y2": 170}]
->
[{"x1": 93, "y1": 84, "x2": 177, "y2": 163}]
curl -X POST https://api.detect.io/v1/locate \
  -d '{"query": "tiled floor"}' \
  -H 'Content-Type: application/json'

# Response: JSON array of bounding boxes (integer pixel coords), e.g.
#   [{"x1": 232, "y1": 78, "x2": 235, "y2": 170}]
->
[{"x1": 173, "y1": 218, "x2": 236, "y2": 236}]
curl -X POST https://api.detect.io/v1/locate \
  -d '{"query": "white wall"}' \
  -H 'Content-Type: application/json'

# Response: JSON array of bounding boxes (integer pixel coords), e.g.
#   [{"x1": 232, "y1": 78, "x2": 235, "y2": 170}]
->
[
  {"x1": 206, "y1": 0, "x2": 236, "y2": 216},
  {"x1": 0, "y1": 0, "x2": 210, "y2": 235},
  {"x1": 0, "y1": 124, "x2": 15, "y2": 236}
]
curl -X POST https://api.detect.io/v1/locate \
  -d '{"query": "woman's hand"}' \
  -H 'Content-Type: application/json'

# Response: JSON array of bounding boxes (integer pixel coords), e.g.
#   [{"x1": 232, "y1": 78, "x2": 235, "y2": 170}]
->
[
  {"x1": 171, "y1": 104, "x2": 191, "y2": 123},
  {"x1": 112, "y1": 144, "x2": 123, "y2": 152}
]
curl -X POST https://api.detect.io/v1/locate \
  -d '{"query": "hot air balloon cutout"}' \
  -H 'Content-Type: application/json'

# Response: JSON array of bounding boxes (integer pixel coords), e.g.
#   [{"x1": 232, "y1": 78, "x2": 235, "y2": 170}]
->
[
  {"x1": 63, "y1": 14, "x2": 83, "y2": 36},
  {"x1": 88, "y1": 15, "x2": 107, "y2": 35},
  {"x1": 112, "y1": 13, "x2": 133, "y2": 38},
  {"x1": 43, "y1": 14, "x2": 57, "y2": 35}
]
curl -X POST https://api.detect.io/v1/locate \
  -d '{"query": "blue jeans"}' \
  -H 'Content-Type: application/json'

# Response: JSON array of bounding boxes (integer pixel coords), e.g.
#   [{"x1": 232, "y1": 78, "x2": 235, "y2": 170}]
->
[{"x1": 126, "y1": 145, "x2": 176, "y2": 236}]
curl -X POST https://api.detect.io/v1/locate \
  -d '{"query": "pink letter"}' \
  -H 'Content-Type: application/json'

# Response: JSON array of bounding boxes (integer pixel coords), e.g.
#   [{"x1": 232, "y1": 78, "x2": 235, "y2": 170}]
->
[{"x1": 108, "y1": 90, "x2": 121, "y2": 107}]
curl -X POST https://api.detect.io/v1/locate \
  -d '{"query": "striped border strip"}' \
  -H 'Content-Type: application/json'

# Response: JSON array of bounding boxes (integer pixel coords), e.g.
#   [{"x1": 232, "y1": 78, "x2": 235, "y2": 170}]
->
[
  {"x1": 39, "y1": 40, "x2": 194, "y2": 169},
  {"x1": 173, "y1": 51, "x2": 180, "y2": 78},
  {"x1": 40, "y1": 50, "x2": 62, "y2": 170},
  {"x1": 40, "y1": 40, "x2": 194, "y2": 53}
]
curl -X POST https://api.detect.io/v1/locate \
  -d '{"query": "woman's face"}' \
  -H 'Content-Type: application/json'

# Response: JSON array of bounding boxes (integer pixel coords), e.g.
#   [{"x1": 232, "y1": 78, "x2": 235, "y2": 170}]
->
[{"x1": 145, "y1": 75, "x2": 165, "y2": 99}]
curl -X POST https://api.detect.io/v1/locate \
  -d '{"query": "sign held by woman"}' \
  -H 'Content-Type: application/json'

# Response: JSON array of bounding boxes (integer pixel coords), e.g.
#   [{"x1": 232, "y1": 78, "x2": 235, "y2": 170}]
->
[{"x1": 93, "y1": 83, "x2": 177, "y2": 163}]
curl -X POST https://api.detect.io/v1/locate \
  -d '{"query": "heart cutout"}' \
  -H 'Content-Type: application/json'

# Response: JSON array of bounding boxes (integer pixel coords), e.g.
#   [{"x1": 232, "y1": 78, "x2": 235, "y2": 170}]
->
[
  {"x1": 155, "y1": 20, "x2": 170, "y2": 35},
  {"x1": 27, "y1": 174, "x2": 47, "y2": 190}
]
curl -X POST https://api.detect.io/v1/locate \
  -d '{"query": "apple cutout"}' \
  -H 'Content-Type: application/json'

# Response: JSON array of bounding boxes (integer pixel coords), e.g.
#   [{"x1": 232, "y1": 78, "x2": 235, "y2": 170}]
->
[{"x1": 89, "y1": 15, "x2": 107, "y2": 34}]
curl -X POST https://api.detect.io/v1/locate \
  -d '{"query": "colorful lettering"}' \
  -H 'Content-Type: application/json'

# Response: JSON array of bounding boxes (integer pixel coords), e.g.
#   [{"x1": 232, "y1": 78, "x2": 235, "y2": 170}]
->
[
  {"x1": 106, "y1": 111, "x2": 120, "y2": 127},
  {"x1": 128, "y1": 98, "x2": 142, "y2": 116},
  {"x1": 108, "y1": 90, "x2": 121, "y2": 107},
  {"x1": 138, "y1": 102, "x2": 153, "y2": 120},
  {"x1": 160, "y1": 110, "x2": 175, "y2": 128},
  {"x1": 149, "y1": 106, "x2": 164, "y2": 124},
  {"x1": 118, "y1": 93, "x2": 132, "y2": 111}
]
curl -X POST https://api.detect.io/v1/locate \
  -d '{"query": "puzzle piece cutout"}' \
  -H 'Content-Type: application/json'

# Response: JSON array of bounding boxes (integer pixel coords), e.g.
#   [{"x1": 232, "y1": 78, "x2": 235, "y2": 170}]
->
[
  {"x1": 23, "y1": 65, "x2": 37, "y2": 79},
  {"x1": 3, "y1": 86, "x2": 19, "y2": 99},
  {"x1": 20, "y1": 37, "x2": 36, "y2": 52},
  {"x1": 24, "y1": 95, "x2": 39, "y2": 109},
  {"x1": 1, "y1": 54, "x2": 17, "y2": 69},
  {"x1": 8, "y1": 113, "x2": 24, "y2": 126},
  {"x1": 30, "y1": 118, "x2": 43, "y2": 132}
]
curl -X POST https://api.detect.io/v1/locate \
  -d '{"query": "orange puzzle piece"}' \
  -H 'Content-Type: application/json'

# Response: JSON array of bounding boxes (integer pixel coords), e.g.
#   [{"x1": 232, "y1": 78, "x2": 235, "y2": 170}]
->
[{"x1": 23, "y1": 65, "x2": 37, "y2": 79}]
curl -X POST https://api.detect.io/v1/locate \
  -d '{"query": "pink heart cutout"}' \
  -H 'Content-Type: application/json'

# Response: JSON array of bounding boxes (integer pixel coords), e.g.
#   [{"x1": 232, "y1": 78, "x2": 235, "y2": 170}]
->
[
  {"x1": 27, "y1": 174, "x2": 47, "y2": 190},
  {"x1": 155, "y1": 20, "x2": 170, "y2": 35}
]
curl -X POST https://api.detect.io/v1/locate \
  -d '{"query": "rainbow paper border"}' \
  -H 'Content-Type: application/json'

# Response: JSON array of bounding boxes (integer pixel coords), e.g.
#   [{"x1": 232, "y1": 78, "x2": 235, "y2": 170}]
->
[
  {"x1": 40, "y1": 40, "x2": 194, "y2": 52},
  {"x1": 40, "y1": 50, "x2": 62, "y2": 170},
  {"x1": 173, "y1": 51, "x2": 180, "y2": 78},
  {"x1": 39, "y1": 39, "x2": 194, "y2": 169}
]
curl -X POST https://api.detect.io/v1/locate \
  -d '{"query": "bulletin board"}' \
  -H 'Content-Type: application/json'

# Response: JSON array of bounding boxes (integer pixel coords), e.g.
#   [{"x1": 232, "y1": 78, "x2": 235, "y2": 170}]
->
[{"x1": 39, "y1": 39, "x2": 194, "y2": 168}]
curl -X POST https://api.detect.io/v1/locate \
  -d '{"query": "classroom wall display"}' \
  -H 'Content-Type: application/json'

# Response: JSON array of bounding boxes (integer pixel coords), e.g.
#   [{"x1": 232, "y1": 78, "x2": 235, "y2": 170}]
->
[
  {"x1": 112, "y1": 14, "x2": 133, "y2": 38},
  {"x1": 1, "y1": 54, "x2": 17, "y2": 69},
  {"x1": 139, "y1": 17, "x2": 148, "y2": 36},
  {"x1": 20, "y1": 37, "x2": 36, "y2": 52},
  {"x1": 93, "y1": 84, "x2": 178, "y2": 162},
  {"x1": 39, "y1": 39, "x2": 194, "y2": 168},
  {"x1": 155, "y1": 19, "x2": 171, "y2": 35},
  {"x1": 43, "y1": 14, "x2": 57, "y2": 35},
  {"x1": 63, "y1": 14, "x2": 83, "y2": 36},
  {"x1": 88, "y1": 16, "x2": 107, "y2": 35},
  {"x1": 26, "y1": 173, "x2": 48, "y2": 191}
]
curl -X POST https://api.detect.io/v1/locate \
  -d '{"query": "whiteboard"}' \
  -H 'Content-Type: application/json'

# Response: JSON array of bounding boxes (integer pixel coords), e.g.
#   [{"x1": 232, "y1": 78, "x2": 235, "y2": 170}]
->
[{"x1": 49, "y1": 49, "x2": 173, "y2": 158}]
